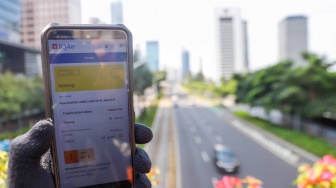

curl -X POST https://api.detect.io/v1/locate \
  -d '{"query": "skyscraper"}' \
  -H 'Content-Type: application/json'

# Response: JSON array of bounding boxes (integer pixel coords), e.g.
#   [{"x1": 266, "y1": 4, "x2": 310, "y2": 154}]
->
[
  {"x1": 215, "y1": 8, "x2": 249, "y2": 81},
  {"x1": 111, "y1": 1, "x2": 123, "y2": 24},
  {"x1": 181, "y1": 49, "x2": 190, "y2": 78},
  {"x1": 146, "y1": 41, "x2": 159, "y2": 72},
  {"x1": 0, "y1": 0, "x2": 21, "y2": 43},
  {"x1": 279, "y1": 16, "x2": 308, "y2": 66},
  {"x1": 88, "y1": 17, "x2": 104, "y2": 24},
  {"x1": 21, "y1": 0, "x2": 81, "y2": 48}
]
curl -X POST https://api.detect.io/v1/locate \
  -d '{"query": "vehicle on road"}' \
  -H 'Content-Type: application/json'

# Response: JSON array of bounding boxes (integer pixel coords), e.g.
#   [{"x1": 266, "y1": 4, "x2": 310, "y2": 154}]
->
[{"x1": 213, "y1": 144, "x2": 240, "y2": 173}]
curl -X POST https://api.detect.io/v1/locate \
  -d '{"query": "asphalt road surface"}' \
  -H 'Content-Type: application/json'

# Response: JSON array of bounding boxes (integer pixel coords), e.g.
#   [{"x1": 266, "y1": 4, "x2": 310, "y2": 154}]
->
[{"x1": 174, "y1": 94, "x2": 297, "y2": 188}]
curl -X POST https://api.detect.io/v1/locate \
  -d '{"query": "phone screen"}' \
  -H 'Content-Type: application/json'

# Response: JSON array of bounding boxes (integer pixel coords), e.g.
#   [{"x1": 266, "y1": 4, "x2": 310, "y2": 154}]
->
[{"x1": 46, "y1": 29, "x2": 133, "y2": 188}]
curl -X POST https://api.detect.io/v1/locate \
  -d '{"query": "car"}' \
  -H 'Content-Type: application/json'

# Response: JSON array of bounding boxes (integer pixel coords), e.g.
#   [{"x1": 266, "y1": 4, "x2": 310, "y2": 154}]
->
[{"x1": 213, "y1": 144, "x2": 240, "y2": 173}]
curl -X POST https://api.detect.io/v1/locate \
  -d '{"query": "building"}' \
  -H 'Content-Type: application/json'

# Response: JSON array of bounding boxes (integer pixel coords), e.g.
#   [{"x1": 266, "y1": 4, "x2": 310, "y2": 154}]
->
[
  {"x1": 181, "y1": 49, "x2": 190, "y2": 78},
  {"x1": 0, "y1": 40, "x2": 42, "y2": 77},
  {"x1": 88, "y1": 17, "x2": 104, "y2": 24},
  {"x1": 21, "y1": 0, "x2": 81, "y2": 48},
  {"x1": 0, "y1": 0, "x2": 21, "y2": 43},
  {"x1": 111, "y1": 1, "x2": 123, "y2": 24},
  {"x1": 279, "y1": 15, "x2": 308, "y2": 66},
  {"x1": 242, "y1": 20, "x2": 249, "y2": 71},
  {"x1": 215, "y1": 8, "x2": 249, "y2": 81},
  {"x1": 146, "y1": 41, "x2": 159, "y2": 72}
]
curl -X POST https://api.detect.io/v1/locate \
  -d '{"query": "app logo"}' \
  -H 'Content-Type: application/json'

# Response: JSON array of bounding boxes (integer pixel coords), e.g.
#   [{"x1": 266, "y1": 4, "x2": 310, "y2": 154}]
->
[
  {"x1": 58, "y1": 44, "x2": 76, "y2": 51},
  {"x1": 52, "y1": 44, "x2": 58, "y2": 49}
]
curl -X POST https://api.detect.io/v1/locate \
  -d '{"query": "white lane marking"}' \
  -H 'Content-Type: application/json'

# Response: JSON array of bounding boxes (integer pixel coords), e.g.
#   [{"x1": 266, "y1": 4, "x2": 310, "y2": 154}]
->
[
  {"x1": 201, "y1": 151, "x2": 210, "y2": 163},
  {"x1": 190, "y1": 127, "x2": 196, "y2": 133},
  {"x1": 211, "y1": 177, "x2": 219, "y2": 187},
  {"x1": 194, "y1": 136, "x2": 202, "y2": 144},
  {"x1": 215, "y1": 135, "x2": 222, "y2": 143}
]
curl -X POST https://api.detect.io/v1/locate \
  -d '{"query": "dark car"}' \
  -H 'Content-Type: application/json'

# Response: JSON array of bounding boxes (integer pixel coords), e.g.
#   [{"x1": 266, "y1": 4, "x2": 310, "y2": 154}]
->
[{"x1": 213, "y1": 144, "x2": 240, "y2": 173}]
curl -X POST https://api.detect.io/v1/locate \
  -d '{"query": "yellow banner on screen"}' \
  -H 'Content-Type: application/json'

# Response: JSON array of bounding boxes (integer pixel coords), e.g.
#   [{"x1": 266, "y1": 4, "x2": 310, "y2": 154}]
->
[{"x1": 54, "y1": 64, "x2": 124, "y2": 92}]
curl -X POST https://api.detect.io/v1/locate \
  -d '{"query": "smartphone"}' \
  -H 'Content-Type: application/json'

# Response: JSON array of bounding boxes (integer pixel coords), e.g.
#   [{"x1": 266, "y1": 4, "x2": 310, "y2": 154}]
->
[{"x1": 41, "y1": 24, "x2": 135, "y2": 188}]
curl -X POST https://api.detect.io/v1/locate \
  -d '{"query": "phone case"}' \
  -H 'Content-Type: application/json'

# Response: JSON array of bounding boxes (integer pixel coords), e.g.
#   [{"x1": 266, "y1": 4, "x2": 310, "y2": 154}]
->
[{"x1": 41, "y1": 23, "x2": 135, "y2": 188}]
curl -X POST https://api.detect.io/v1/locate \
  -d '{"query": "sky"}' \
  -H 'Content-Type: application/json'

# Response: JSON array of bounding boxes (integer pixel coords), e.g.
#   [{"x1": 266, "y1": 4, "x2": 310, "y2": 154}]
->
[{"x1": 81, "y1": 0, "x2": 336, "y2": 79}]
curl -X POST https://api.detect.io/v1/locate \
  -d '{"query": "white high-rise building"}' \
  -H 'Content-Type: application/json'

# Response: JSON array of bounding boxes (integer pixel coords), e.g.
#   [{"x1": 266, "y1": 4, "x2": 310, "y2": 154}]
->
[
  {"x1": 279, "y1": 16, "x2": 308, "y2": 66},
  {"x1": 214, "y1": 8, "x2": 248, "y2": 81},
  {"x1": 111, "y1": 1, "x2": 123, "y2": 24},
  {"x1": 21, "y1": 0, "x2": 81, "y2": 48}
]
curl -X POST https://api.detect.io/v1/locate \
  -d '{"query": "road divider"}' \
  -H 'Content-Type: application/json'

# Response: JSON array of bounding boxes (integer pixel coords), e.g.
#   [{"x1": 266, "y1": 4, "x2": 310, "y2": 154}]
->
[{"x1": 231, "y1": 119, "x2": 300, "y2": 166}]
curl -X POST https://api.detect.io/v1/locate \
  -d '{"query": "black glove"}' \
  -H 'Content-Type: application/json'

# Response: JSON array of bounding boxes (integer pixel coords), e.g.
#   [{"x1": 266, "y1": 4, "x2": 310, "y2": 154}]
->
[{"x1": 7, "y1": 119, "x2": 153, "y2": 188}]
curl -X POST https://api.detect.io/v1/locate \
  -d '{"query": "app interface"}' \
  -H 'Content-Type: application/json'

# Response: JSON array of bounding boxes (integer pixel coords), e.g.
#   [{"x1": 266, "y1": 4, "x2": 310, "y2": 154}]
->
[{"x1": 48, "y1": 36, "x2": 132, "y2": 188}]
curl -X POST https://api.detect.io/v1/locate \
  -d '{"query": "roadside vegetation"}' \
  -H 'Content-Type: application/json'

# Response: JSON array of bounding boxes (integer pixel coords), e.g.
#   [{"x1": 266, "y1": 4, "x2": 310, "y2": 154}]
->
[
  {"x1": 135, "y1": 92, "x2": 163, "y2": 149},
  {"x1": 183, "y1": 52, "x2": 336, "y2": 157},
  {"x1": 0, "y1": 126, "x2": 32, "y2": 141},
  {"x1": 0, "y1": 72, "x2": 45, "y2": 120},
  {"x1": 234, "y1": 111, "x2": 336, "y2": 157},
  {"x1": 136, "y1": 92, "x2": 162, "y2": 129}
]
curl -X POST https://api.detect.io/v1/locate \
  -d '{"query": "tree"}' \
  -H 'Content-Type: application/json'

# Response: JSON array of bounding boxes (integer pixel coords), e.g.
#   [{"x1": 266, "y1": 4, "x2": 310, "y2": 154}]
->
[
  {"x1": 153, "y1": 71, "x2": 166, "y2": 94},
  {"x1": 133, "y1": 64, "x2": 153, "y2": 118},
  {"x1": 293, "y1": 52, "x2": 336, "y2": 118},
  {"x1": 0, "y1": 72, "x2": 45, "y2": 121},
  {"x1": 234, "y1": 52, "x2": 336, "y2": 119},
  {"x1": 134, "y1": 64, "x2": 153, "y2": 95},
  {"x1": 194, "y1": 72, "x2": 204, "y2": 82}
]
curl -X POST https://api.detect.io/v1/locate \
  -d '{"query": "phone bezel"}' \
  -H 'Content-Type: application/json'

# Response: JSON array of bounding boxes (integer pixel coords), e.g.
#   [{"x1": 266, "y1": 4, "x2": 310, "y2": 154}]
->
[{"x1": 41, "y1": 23, "x2": 135, "y2": 188}]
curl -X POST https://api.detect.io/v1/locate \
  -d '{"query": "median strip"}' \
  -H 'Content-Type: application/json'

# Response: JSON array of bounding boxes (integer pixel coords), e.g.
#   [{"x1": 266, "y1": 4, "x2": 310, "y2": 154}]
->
[{"x1": 169, "y1": 108, "x2": 176, "y2": 188}]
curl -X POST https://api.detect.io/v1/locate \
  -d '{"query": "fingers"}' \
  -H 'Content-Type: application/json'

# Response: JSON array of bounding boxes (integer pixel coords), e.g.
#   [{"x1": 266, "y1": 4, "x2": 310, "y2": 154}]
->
[
  {"x1": 135, "y1": 123, "x2": 153, "y2": 144},
  {"x1": 41, "y1": 149, "x2": 53, "y2": 172},
  {"x1": 134, "y1": 124, "x2": 152, "y2": 188},
  {"x1": 134, "y1": 147, "x2": 151, "y2": 174},
  {"x1": 9, "y1": 119, "x2": 54, "y2": 160},
  {"x1": 135, "y1": 173, "x2": 151, "y2": 188}
]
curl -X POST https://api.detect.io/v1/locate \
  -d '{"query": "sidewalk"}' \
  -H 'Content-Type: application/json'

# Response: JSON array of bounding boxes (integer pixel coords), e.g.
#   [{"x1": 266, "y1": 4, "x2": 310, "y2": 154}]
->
[{"x1": 144, "y1": 97, "x2": 177, "y2": 188}]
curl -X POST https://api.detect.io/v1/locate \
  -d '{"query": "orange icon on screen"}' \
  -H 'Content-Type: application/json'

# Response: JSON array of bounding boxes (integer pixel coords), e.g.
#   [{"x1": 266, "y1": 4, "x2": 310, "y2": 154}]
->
[{"x1": 64, "y1": 150, "x2": 79, "y2": 164}]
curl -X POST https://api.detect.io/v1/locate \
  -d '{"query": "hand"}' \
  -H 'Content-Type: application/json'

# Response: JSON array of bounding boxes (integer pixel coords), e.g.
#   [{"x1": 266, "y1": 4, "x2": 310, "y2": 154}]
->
[{"x1": 7, "y1": 119, "x2": 153, "y2": 188}]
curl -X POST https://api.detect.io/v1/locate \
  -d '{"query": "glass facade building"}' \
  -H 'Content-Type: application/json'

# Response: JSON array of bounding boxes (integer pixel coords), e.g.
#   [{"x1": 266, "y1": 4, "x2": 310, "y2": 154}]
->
[
  {"x1": 0, "y1": 0, "x2": 21, "y2": 43},
  {"x1": 182, "y1": 49, "x2": 190, "y2": 78},
  {"x1": 146, "y1": 41, "x2": 159, "y2": 72},
  {"x1": 111, "y1": 1, "x2": 123, "y2": 24}
]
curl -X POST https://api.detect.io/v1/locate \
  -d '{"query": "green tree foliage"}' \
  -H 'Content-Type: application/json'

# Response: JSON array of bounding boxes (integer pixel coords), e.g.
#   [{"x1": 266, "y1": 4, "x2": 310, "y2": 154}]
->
[
  {"x1": 218, "y1": 78, "x2": 238, "y2": 97},
  {"x1": 183, "y1": 73, "x2": 219, "y2": 97},
  {"x1": 134, "y1": 64, "x2": 153, "y2": 95},
  {"x1": 153, "y1": 70, "x2": 166, "y2": 94},
  {"x1": 0, "y1": 72, "x2": 45, "y2": 118},
  {"x1": 153, "y1": 71, "x2": 166, "y2": 83},
  {"x1": 235, "y1": 52, "x2": 336, "y2": 118},
  {"x1": 194, "y1": 72, "x2": 204, "y2": 82}
]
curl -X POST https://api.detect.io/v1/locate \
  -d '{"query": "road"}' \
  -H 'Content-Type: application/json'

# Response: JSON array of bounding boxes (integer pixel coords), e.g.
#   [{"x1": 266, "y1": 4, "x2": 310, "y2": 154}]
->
[
  {"x1": 174, "y1": 93, "x2": 297, "y2": 188},
  {"x1": 146, "y1": 92, "x2": 299, "y2": 188}
]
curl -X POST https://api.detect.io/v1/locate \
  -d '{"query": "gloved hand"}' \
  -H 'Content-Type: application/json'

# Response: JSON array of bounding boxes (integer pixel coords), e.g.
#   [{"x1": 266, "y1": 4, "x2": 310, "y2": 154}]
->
[{"x1": 7, "y1": 119, "x2": 153, "y2": 188}]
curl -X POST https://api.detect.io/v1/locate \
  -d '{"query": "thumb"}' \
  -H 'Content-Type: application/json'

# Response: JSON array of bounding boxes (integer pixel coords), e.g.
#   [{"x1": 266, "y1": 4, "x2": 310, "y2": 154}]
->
[{"x1": 9, "y1": 119, "x2": 54, "y2": 160}]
